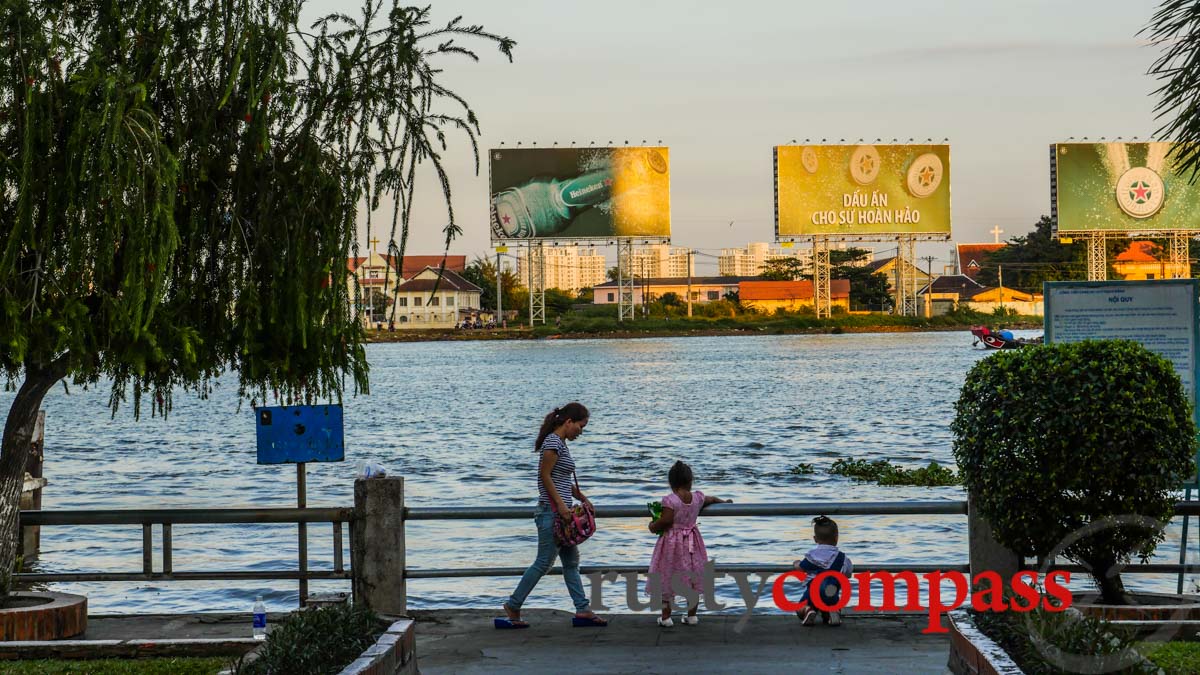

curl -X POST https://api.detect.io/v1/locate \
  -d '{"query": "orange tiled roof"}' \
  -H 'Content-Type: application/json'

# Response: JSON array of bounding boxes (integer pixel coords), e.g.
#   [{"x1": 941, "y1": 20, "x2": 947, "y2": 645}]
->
[
  {"x1": 1114, "y1": 240, "x2": 1161, "y2": 263},
  {"x1": 738, "y1": 279, "x2": 850, "y2": 301}
]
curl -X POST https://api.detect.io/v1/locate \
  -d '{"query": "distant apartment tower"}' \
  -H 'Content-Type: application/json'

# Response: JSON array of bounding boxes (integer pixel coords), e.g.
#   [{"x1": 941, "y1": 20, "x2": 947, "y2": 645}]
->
[
  {"x1": 514, "y1": 244, "x2": 607, "y2": 293},
  {"x1": 623, "y1": 244, "x2": 694, "y2": 279},
  {"x1": 717, "y1": 242, "x2": 869, "y2": 276},
  {"x1": 718, "y1": 242, "x2": 812, "y2": 276}
]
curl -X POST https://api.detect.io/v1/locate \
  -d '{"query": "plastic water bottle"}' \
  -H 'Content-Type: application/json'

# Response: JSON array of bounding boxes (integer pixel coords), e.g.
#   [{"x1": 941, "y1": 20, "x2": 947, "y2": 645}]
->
[{"x1": 252, "y1": 595, "x2": 267, "y2": 640}]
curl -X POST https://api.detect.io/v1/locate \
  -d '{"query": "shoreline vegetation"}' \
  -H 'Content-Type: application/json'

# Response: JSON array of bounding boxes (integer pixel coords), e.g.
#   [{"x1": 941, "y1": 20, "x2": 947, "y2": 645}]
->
[{"x1": 364, "y1": 309, "x2": 1042, "y2": 343}]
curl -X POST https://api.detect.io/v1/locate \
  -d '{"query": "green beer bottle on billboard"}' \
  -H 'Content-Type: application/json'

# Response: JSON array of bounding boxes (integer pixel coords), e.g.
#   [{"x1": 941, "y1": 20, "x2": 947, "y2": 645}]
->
[
  {"x1": 489, "y1": 147, "x2": 671, "y2": 240},
  {"x1": 491, "y1": 169, "x2": 615, "y2": 239}
]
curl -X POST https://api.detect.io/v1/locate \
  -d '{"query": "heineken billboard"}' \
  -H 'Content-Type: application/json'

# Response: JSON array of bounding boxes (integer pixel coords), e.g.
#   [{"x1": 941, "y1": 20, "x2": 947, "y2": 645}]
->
[
  {"x1": 489, "y1": 147, "x2": 671, "y2": 241},
  {"x1": 774, "y1": 144, "x2": 951, "y2": 238},
  {"x1": 1052, "y1": 142, "x2": 1200, "y2": 233}
]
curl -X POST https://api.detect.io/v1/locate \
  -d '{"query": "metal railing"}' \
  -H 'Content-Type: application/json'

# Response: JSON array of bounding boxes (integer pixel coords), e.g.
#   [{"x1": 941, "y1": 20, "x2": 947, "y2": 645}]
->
[
  {"x1": 402, "y1": 500, "x2": 973, "y2": 580},
  {"x1": 15, "y1": 507, "x2": 354, "y2": 596},
  {"x1": 401, "y1": 500, "x2": 1200, "y2": 580},
  {"x1": 14, "y1": 497, "x2": 1200, "y2": 613}
]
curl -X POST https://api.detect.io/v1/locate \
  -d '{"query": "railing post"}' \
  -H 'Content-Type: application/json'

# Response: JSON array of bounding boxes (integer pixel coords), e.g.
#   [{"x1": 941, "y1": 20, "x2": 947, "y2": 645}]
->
[
  {"x1": 352, "y1": 477, "x2": 405, "y2": 615},
  {"x1": 967, "y1": 493, "x2": 1018, "y2": 582}
]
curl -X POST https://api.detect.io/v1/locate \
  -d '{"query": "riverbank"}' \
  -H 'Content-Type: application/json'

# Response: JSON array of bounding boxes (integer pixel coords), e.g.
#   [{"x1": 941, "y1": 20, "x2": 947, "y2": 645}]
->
[{"x1": 364, "y1": 313, "x2": 1043, "y2": 343}]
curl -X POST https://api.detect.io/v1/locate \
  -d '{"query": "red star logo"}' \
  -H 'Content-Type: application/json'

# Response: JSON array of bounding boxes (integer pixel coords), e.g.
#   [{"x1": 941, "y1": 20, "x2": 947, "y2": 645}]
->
[
  {"x1": 1133, "y1": 183, "x2": 1149, "y2": 201},
  {"x1": 603, "y1": 178, "x2": 613, "y2": 187},
  {"x1": 502, "y1": 215, "x2": 511, "y2": 224}
]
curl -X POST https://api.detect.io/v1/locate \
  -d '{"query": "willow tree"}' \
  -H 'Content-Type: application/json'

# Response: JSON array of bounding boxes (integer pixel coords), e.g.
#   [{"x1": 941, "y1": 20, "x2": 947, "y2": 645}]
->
[
  {"x1": 0, "y1": 0, "x2": 513, "y2": 594},
  {"x1": 1148, "y1": 2, "x2": 1200, "y2": 176}
]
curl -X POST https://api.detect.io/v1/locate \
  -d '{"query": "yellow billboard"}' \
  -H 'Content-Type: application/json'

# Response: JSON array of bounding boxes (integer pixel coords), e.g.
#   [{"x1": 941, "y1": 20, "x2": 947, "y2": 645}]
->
[{"x1": 775, "y1": 144, "x2": 951, "y2": 237}]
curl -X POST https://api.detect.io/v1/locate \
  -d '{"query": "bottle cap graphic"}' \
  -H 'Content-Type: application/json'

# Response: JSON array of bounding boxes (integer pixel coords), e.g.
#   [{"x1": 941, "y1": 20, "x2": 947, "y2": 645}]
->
[
  {"x1": 849, "y1": 145, "x2": 881, "y2": 185},
  {"x1": 645, "y1": 149, "x2": 668, "y2": 174},
  {"x1": 1115, "y1": 167, "x2": 1165, "y2": 219},
  {"x1": 801, "y1": 146, "x2": 819, "y2": 174},
  {"x1": 906, "y1": 152, "x2": 944, "y2": 198}
]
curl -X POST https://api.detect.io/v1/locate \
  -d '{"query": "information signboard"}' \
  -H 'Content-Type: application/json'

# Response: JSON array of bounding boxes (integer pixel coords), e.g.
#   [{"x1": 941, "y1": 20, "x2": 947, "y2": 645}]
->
[{"x1": 1044, "y1": 279, "x2": 1200, "y2": 485}]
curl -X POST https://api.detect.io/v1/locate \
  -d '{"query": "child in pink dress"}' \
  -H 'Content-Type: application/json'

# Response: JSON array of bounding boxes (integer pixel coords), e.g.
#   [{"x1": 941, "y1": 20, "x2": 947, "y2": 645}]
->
[{"x1": 647, "y1": 461, "x2": 731, "y2": 627}]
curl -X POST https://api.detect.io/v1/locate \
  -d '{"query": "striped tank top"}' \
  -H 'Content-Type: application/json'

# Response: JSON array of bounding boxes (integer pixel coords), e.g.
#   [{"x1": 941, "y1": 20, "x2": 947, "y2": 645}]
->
[{"x1": 537, "y1": 433, "x2": 575, "y2": 508}]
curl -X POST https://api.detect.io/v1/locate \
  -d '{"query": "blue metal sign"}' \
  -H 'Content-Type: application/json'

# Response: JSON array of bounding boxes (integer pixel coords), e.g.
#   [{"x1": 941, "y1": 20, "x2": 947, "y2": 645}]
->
[{"x1": 255, "y1": 405, "x2": 345, "y2": 464}]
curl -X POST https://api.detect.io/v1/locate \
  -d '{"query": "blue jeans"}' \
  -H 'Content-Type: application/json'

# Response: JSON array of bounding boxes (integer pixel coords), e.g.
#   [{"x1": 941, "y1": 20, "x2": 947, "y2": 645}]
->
[{"x1": 506, "y1": 504, "x2": 590, "y2": 613}]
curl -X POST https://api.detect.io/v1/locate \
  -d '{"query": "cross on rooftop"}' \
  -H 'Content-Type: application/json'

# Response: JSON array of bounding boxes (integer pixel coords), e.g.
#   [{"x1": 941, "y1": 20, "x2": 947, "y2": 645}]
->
[{"x1": 989, "y1": 226, "x2": 1004, "y2": 244}]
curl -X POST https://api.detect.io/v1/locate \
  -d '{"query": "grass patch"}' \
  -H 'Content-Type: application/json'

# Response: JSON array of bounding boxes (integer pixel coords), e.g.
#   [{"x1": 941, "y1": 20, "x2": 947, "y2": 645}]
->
[
  {"x1": 231, "y1": 603, "x2": 381, "y2": 675},
  {"x1": 533, "y1": 305, "x2": 1041, "y2": 337},
  {"x1": 829, "y1": 458, "x2": 959, "y2": 486},
  {"x1": 789, "y1": 463, "x2": 816, "y2": 475},
  {"x1": 1138, "y1": 641, "x2": 1200, "y2": 674},
  {"x1": 0, "y1": 658, "x2": 227, "y2": 674}
]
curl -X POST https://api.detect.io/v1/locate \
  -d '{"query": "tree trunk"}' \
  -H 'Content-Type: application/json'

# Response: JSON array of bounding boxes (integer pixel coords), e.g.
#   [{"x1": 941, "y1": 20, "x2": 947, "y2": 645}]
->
[
  {"x1": 1088, "y1": 557, "x2": 1134, "y2": 605},
  {"x1": 0, "y1": 362, "x2": 66, "y2": 596}
]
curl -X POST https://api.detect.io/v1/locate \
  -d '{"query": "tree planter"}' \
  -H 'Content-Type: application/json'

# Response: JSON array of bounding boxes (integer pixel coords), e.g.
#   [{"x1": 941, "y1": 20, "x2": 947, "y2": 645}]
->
[
  {"x1": 0, "y1": 591, "x2": 86, "y2": 641},
  {"x1": 337, "y1": 618, "x2": 415, "y2": 675},
  {"x1": 947, "y1": 610, "x2": 1025, "y2": 675},
  {"x1": 1072, "y1": 592, "x2": 1200, "y2": 622}
]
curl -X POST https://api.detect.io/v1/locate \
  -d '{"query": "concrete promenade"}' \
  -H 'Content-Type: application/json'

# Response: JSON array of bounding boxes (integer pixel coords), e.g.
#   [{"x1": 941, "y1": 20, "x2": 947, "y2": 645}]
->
[{"x1": 412, "y1": 609, "x2": 952, "y2": 674}]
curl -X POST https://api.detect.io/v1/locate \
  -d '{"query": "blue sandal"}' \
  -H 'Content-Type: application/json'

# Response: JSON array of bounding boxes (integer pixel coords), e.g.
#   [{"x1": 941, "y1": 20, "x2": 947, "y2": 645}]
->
[
  {"x1": 572, "y1": 615, "x2": 608, "y2": 627},
  {"x1": 494, "y1": 617, "x2": 530, "y2": 629}
]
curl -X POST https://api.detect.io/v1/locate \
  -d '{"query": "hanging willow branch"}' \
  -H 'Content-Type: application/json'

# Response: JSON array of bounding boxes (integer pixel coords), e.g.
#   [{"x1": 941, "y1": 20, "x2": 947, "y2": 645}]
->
[
  {"x1": 0, "y1": 0, "x2": 515, "y2": 415},
  {"x1": 1145, "y1": 0, "x2": 1200, "y2": 181}
]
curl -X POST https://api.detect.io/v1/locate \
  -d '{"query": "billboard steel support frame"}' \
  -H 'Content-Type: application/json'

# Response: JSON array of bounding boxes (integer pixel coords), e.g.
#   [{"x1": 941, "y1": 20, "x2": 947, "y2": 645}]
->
[
  {"x1": 1087, "y1": 233, "x2": 1107, "y2": 281},
  {"x1": 617, "y1": 239, "x2": 635, "y2": 321},
  {"x1": 1173, "y1": 232, "x2": 1191, "y2": 278},
  {"x1": 527, "y1": 241, "x2": 546, "y2": 325},
  {"x1": 812, "y1": 236, "x2": 831, "y2": 318},
  {"x1": 897, "y1": 236, "x2": 918, "y2": 316}
]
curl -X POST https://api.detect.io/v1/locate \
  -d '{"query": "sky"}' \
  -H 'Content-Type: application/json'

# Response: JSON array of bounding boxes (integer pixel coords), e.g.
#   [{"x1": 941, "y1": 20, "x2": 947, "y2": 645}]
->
[{"x1": 308, "y1": 0, "x2": 1169, "y2": 274}]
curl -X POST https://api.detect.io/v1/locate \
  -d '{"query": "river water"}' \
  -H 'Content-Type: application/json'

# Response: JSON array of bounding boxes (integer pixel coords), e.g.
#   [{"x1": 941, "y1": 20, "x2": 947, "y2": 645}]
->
[{"x1": 4, "y1": 330, "x2": 1195, "y2": 614}]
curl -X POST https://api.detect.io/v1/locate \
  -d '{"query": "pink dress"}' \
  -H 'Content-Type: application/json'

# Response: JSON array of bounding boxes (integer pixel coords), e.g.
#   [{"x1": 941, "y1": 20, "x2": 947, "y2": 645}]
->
[{"x1": 648, "y1": 491, "x2": 708, "y2": 600}]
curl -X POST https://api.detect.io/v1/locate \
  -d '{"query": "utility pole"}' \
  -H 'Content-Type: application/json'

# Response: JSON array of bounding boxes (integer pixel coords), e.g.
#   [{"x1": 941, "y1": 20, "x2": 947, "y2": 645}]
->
[
  {"x1": 920, "y1": 255, "x2": 936, "y2": 318},
  {"x1": 687, "y1": 249, "x2": 693, "y2": 318},
  {"x1": 999, "y1": 264, "x2": 1005, "y2": 314},
  {"x1": 495, "y1": 250, "x2": 503, "y2": 328}
]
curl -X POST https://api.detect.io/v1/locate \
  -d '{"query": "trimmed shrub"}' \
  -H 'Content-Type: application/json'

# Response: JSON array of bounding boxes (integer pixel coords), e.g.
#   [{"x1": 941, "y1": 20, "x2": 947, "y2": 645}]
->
[
  {"x1": 952, "y1": 340, "x2": 1196, "y2": 604},
  {"x1": 233, "y1": 603, "x2": 382, "y2": 675}
]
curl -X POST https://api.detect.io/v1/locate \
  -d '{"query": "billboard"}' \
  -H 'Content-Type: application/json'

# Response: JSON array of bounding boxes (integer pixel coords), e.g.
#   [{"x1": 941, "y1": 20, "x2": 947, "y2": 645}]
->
[
  {"x1": 775, "y1": 144, "x2": 951, "y2": 238},
  {"x1": 489, "y1": 147, "x2": 671, "y2": 241},
  {"x1": 1052, "y1": 142, "x2": 1200, "y2": 233}
]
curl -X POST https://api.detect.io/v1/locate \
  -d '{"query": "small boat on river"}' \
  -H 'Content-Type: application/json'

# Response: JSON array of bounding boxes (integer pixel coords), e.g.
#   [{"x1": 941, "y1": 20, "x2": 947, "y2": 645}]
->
[{"x1": 970, "y1": 326, "x2": 1043, "y2": 350}]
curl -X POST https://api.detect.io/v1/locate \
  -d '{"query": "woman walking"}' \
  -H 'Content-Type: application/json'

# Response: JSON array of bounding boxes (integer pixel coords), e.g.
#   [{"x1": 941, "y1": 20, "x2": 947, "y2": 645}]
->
[{"x1": 499, "y1": 402, "x2": 607, "y2": 628}]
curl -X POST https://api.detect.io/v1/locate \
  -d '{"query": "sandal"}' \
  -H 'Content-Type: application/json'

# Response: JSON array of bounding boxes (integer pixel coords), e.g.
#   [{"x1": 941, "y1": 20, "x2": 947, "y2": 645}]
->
[
  {"x1": 494, "y1": 617, "x2": 530, "y2": 629},
  {"x1": 572, "y1": 614, "x2": 609, "y2": 627}
]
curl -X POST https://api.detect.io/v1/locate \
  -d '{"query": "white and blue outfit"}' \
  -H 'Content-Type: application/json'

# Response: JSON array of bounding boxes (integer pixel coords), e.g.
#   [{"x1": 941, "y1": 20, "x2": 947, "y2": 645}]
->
[
  {"x1": 797, "y1": 544, "x2": 853, "y2": 606},
  {"x1": 506, "y1": 433, "x2": 590, "y2": 613}
]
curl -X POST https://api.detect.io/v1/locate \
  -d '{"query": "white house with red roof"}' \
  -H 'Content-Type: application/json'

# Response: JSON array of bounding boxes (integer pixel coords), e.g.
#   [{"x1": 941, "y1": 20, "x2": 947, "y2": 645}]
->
[
  {"x1": 346, "y1": 252, "x2": 467, "y2": 325},
  {"x1": 391, "y1": 267, "x2": 483, "y2": 329}
]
